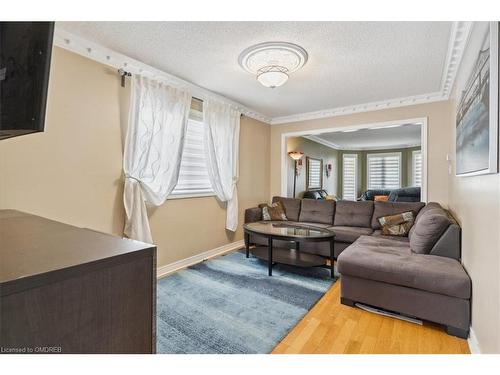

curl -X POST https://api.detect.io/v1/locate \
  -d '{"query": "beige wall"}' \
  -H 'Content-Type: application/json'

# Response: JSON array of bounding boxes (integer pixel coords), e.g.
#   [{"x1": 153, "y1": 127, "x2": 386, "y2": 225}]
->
[
  {"x1": 270, "y1": 101, "x2": 452, "y2": 205},
  {"x1": 0, "y1": 47, "x2": 271, "y2": 268},
  {"x1": 447, "y1": 22, "x2": 500, "y2": 353},
  {"x1": 2, "y1": 34, "x2": 499, "y2": 354}
]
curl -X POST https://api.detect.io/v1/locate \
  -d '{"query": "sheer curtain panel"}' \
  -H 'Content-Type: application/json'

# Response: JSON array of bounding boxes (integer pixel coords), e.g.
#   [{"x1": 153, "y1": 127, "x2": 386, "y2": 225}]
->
[
  {"x1": 123, "y1": 75, "x2": 192, "y2": 243},
  {"x1": 203, "y1": 99, "x2": 241, "y2": 231}
]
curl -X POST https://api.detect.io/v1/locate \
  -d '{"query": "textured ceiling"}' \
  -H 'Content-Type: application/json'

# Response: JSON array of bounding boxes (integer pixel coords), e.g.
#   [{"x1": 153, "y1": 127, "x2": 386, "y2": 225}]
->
[
  {"x1": 57, "y1": 22, "x2": 452, "y2": 118},
  {"x1": 310, "y1": 123, "x2": 421, "y2": 150}
]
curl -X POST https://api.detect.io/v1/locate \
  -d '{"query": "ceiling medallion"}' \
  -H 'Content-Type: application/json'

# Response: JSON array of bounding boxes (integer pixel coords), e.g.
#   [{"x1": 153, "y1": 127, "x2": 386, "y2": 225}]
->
[{"x1": 238, "y1": 42, "x2": 308, "y2": 88}]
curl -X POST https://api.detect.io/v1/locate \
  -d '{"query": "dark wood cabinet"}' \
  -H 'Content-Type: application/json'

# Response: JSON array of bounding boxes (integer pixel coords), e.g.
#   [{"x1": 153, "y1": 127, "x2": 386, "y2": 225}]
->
[{"x1": 0, "y1": 210, "x2": 156, "y2": 354}]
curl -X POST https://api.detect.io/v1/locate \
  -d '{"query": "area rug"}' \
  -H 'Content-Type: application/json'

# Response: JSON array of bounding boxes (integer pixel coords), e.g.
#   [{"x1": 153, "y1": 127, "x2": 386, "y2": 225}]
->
[{"x1": 156, "y1": 250, "x2": 336, "y2": 354}]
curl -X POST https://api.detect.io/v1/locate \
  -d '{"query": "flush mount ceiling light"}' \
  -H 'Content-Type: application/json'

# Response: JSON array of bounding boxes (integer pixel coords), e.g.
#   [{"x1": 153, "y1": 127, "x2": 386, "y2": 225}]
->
[{"x1": 238, "y1": 42, "x2": 308, "y2": 88}]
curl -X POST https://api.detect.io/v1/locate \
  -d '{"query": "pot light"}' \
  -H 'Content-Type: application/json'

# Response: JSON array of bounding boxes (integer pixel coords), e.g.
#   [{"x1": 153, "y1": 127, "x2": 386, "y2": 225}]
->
[{"x1": 239, "y1": 42, "x2": 308, "y2": 89}]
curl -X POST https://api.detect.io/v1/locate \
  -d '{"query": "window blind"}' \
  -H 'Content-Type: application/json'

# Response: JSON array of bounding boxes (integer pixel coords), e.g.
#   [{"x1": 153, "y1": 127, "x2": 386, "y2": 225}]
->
[
  {"x1": 342, "y1": 154, "x2": 358, "y2": 201},
  {"x1": 367, "y1": 152, "x2": 401, "y2": 190},
  {"x1": 412, "y1": 150, "x2": 422, "y2": 187},
  {"x1": 307, "y1": 158, "x2": 322, "y2": 189},
  {"x1": 170, "y1": 118, "x2": 214, "y2": 197}
]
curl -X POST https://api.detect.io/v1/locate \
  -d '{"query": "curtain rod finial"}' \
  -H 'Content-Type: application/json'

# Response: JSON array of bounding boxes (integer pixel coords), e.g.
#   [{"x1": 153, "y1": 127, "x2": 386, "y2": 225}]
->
[{"x1": 118, "y1": 68, "x2": 132, "y2": 87}]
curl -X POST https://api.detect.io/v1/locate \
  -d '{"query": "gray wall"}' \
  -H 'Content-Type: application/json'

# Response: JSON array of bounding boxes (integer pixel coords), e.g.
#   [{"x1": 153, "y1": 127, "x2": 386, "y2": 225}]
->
[
  {"x1": 286, "y1": 136, "x2": 420, "y2": 199},
  {"x1": 287, "y1": 137, "x2": 339, "y2": 198}
]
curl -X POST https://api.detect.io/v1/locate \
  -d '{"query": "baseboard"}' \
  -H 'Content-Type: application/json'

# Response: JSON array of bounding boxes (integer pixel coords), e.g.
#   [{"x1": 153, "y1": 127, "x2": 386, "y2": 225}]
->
[
  {"x1": 156, "y1": 240, "x2": 245, "y2": 279},
  {"x1": 468, "y1": 327, "x2": 481, "y2": 354}
]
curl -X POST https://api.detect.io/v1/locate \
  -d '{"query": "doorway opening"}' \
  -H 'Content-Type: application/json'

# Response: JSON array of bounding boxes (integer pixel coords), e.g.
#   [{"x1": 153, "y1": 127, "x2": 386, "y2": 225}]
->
[{"x1": 281, "y1": 118, "x2": 428, "y2": 203}]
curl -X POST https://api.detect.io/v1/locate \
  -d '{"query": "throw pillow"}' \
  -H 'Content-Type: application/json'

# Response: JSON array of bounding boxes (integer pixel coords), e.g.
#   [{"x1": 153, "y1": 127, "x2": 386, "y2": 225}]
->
[
  {"x1": 378, "y1": 211, "x2": 414, "y2": 237},
  {"x1": 374, "y1": 195, "x2": 390, "y2": 202},
  {"x1": 259, "y1": 201, "x2": 288, "y2": 221}
]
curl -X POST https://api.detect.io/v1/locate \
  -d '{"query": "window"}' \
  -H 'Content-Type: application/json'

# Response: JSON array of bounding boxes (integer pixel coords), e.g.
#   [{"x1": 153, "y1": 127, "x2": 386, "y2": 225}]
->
[
  {"x1": 170, "y1": 117, "x2": 214, "y2": 198},
  {"x1": 367, "y1": 152, "x2": 402, "y2": 190},
  {"x1": 342, "y1": 154, "x2": 358, "y2": 201},
  {"x1": 306, "y1": 157, "x2": 323, "y2": 190},
  {"x1": 412, "y1": 150, "x2": 422, "y2": 187}
]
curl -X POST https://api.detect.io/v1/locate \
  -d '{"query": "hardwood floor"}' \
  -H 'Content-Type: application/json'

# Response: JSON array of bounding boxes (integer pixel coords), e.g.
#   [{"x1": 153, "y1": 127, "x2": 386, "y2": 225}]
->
[{"x1": 272, "y1": 279, "x2": 470, "y2": 354}]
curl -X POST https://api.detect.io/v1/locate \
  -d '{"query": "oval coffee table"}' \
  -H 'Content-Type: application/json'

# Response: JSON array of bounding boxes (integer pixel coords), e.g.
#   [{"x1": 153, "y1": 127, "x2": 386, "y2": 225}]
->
[{"x1": 243, "y1": 221, "x2": 335, "y2": 278}]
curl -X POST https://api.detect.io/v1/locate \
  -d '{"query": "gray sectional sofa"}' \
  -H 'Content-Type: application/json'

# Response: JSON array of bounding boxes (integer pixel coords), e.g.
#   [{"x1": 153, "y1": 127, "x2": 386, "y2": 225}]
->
[{"x1": 244, "y1": 196, "x2": 471, "y2": 339}]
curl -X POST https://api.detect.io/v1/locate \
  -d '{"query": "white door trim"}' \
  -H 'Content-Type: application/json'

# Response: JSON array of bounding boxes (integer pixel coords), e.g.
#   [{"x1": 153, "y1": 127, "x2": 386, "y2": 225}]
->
[{"x1": 280, "y1": 117, "x2": 428, "y2": 202}]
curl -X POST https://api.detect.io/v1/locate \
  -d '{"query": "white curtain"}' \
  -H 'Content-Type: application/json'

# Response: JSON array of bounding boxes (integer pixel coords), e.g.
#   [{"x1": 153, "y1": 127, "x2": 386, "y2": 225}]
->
[
  {"x1": 203, "y1": 99, "x2": 241, "y2": 231},
  {"x1": 123, "y1": 75, "x2": 192, "y2": 243}
]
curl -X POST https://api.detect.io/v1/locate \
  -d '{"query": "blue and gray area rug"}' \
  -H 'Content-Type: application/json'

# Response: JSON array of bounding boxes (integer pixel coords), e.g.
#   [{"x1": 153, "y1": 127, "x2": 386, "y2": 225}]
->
[{"x1": 156, "y1": 250, "x2": 336, "y2": 354}]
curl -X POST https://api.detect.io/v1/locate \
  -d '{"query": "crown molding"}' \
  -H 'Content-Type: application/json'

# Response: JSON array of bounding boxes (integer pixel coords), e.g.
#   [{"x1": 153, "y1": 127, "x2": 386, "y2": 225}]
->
[
  {"x1": 53, "y1": 27, "x2": 272, "y2": 124},
  {"x1": 303, "y1": 134, "x2": 341, "y2": 150},
  {"x1": 440, "y1": 21, "x2": 473, "y2": 98},
  {"x1": 270, "y1": 92, "x2": 447, "y2": 125},
  {"x1": 304, "y1": 134, "x2": 420, "y2": 152},
  {"x1": 270, "y1": 21, "x2": 473, "y2": 125},
  {"x1": 54, "y1": 22, "x2": 472, "y2": 127}
]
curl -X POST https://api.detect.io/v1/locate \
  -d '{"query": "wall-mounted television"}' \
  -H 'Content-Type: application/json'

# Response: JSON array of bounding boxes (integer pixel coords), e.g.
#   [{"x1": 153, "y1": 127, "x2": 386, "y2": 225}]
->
[{"x1": 0, "y1": 22, "x2": 54, "y2": 140}]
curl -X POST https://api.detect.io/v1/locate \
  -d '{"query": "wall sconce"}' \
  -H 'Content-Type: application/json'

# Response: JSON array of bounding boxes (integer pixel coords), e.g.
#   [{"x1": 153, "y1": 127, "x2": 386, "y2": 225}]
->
[
  {"x1": 288, "y1": 151, "x2": 304, "y2": 198},
  {"x1": 325, "y1": 163, "x2": 332, "y2": 178}
]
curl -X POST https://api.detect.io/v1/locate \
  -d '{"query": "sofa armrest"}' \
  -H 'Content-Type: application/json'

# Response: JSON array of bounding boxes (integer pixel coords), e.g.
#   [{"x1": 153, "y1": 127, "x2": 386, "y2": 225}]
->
[
  {"x1": 245, "y1": 207, "x2": 262, "y2": 223},
  {"x1": 429, "y1": 224, "x2": 461, "y2": 260}
]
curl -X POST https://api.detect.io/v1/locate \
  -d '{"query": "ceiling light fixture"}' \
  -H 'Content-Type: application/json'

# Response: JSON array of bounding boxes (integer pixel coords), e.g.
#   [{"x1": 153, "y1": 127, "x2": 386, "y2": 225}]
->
[{"x1": 238, "y1": 42, "x2": 308, "y2": 89}]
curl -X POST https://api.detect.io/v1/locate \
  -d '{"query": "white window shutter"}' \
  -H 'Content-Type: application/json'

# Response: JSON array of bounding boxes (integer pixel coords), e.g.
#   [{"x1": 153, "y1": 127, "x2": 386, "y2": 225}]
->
[
  {"x1": 412, "y1": 150, "x2": 422, "y2": 187},
  {"x1": 342, "y1": 154, "x2": 358, "y2": 201},
  {"x1": 367, "y1": 152, "x2": 402, "y2": 190}
]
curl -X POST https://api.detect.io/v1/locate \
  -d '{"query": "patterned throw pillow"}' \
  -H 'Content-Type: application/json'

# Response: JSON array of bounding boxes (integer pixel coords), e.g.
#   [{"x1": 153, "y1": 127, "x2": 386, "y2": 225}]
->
[
  {"x1": 259, "y1": 201, "x2": 288, "y2": 221},
  {"x1": 378, "y1": 211, "x2": 415, "y2": 237}
]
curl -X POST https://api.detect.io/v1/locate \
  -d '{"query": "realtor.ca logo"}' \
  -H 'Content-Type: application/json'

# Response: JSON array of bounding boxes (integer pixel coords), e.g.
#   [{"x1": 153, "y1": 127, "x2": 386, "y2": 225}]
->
[{"x1": 1, "y1": 346, "x2": 62, "y2": 353}]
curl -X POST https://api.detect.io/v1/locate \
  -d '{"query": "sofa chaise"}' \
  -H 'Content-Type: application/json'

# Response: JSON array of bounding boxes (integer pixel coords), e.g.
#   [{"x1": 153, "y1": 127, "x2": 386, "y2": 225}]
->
[{"x1": 244, "y1": 197, "x2": 471, "y2": 338}]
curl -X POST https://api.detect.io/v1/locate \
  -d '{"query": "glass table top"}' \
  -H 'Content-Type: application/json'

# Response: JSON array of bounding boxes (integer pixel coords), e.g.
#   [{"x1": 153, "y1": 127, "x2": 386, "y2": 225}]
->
[{"x1": 243, "y1": 221, "x2": 334, "y2": 239}]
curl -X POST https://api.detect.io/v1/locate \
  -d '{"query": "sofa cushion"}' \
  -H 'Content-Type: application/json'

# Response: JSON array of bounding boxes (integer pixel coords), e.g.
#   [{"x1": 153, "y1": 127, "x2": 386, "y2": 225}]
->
[
  {"x1": 287, "y1": 221, "x2": 331, "y2": 229},
  {"x1": 371, "y1": 201, "x2": 425, "y2": 229},
  {"x1": 299, "y1": 199, "x2": 335, "y2": 225},
  {"x1": 334, "y1": 201, "x2": 374, "y2": 228},
  {"x1": 272, "y1": 196, "x2": 301, "y2": 221},
  {"x1": 245, "y1": 207, "x2": 262, "y2": 223},
  {"x1": 337, "y1": 236, "x2": 471, "y2": 299},
  {"x1": 409, "y1": 209, "x2": 451, "y2": 254},
  {"x1": 408, "y1": 202, "x2": 442, "y2": 239},
  {"x1": 372, "y1": 230, "x2": 409, "y2": 242},
  {"x1": 415, "y1": 202, "x2": 442, "y2": 223},
  {"x1": 330, "y1": 226, "x2": 374, "y2": 243}
]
